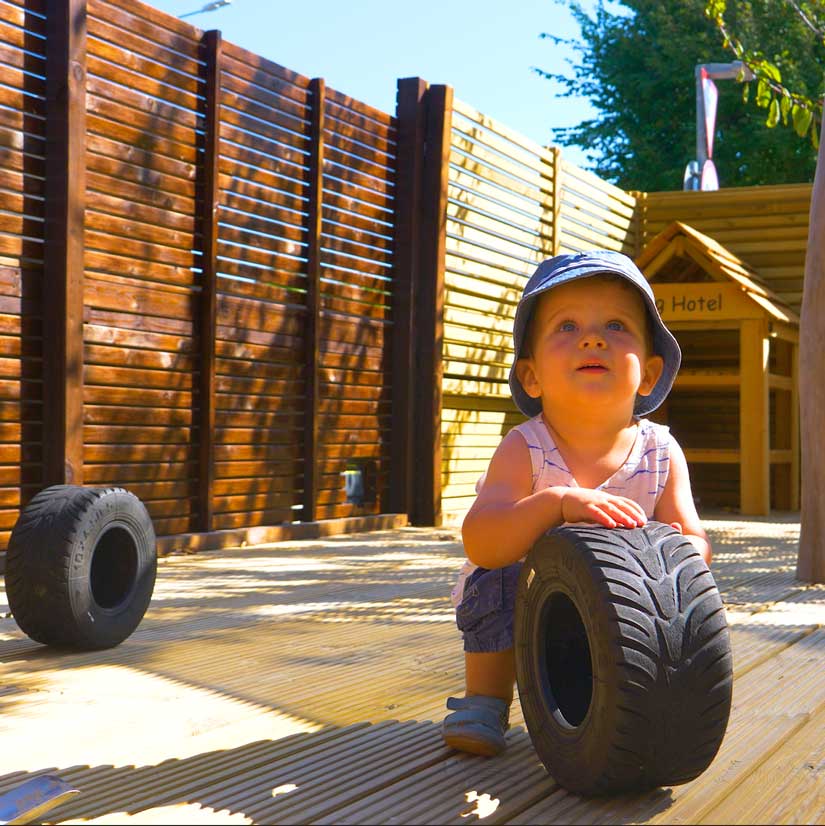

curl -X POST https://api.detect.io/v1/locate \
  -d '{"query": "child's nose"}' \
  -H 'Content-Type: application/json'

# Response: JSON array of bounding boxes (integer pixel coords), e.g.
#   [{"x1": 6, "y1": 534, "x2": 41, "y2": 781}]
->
[{"x1": 579, "y1": 329, "x2": 607, "y2": 348}]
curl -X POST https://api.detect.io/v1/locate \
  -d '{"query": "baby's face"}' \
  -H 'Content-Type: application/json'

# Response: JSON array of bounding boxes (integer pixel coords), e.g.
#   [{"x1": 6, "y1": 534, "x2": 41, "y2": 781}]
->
[{"x1": 516, "y1": 277, "x2": 663, "y2": 416}]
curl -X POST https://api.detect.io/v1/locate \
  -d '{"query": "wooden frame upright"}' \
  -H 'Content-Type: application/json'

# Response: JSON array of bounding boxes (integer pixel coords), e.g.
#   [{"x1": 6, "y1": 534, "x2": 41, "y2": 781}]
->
[
  {"x1": 390, "y1": 78, "x2": 427, "y2": 517},
  {"x1": 302, "y1": 78, "x2": 325, "y2": 523},
  {"x1": 43, "y1": 0, "x2": 87, "y2": 487},
  {"x1": 414, "y1": 84, "x2": 452, "y2": 526},
  {"x1": 196, "y1": 30, "x2": 222, "y2": 533}
]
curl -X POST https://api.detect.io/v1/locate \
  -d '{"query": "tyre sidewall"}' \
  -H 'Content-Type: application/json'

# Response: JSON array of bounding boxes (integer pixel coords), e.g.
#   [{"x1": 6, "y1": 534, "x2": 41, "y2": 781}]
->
[
  {"x1": 516, "y1": 533, "x2": 621, "y2": 794},
  {"x1": 69, "y1": 490, "x2": 157, "y2": 648}
]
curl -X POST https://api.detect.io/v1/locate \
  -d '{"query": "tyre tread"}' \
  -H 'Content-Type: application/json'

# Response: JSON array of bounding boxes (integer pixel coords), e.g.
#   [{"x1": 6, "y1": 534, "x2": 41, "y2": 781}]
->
[{"x1": 516, "y1": 521, "x2": 733, "y2": 795}]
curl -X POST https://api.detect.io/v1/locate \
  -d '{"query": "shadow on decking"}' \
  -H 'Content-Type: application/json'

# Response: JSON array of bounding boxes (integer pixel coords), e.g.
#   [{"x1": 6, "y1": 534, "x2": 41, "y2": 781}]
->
[{"x1": 1, "y1": 721, "x2": 676, "y2": 826}]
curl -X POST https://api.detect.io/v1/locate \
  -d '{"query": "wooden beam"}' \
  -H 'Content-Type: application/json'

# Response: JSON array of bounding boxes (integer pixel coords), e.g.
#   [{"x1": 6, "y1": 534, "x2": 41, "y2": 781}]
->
[
  {"x1": 769, "y1": 319, "x2": 800, "y2": 343},
  {"x1": 551, "y1": 146, "x2": 562, "y2": 255},
  {"x1": 740, "y1": 319, "x2": 770, "y2": 515},
  {"x1": 389, "y1": 78, "x2": 428, "y2": 518},
  {"x1": 156, "y1": 513, "x2": 409, "y2": 555},
  {"x1": 682, "y1": 449, "x2": 794, "y2": 465},
  {"x1": 640, "y1": 242, "x2": 677, "y2": 281},
  {"x1": 674, "y1": 369, "x2": 739, "y2": 389},
  {"x1": 414, "y1": 83, "x2": 453, "y2": 526},
  {"x1": 302, "y1": 78, "x2": 325, "y2": 523},
  {"x1": 768, "y1": 373, "x2": 794, "y2": 391},
  {"x1": 772, "y1": 339, "x2": 793, "y2": 510},
  {"x1": 770, "y1": 450, "x2": 794, "y2": 464},
  {"x1": 633, "y1": 190, "x2": 646, "y2": 259},
  {"x1": 196, "y1": 30, "x2": 221, "y2": 533},
  {"x1": 666, "y1": 320, "x2": 741, "y2": 332},
  {"x1": 43, "y1": 0, "x2": 87, "y2": 488},
  {"x1": 684, "y1": 449, "x2": 740, "y2": 464},
  {"x1": 791, "y1": 342, "x2": 800, "y2": 510}
]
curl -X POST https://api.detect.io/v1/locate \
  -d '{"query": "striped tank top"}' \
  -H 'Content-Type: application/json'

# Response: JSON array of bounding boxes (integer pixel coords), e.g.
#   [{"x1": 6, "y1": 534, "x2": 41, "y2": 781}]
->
[{"x1": 451, "y1": 415, "x2": 672, "y2": 607}]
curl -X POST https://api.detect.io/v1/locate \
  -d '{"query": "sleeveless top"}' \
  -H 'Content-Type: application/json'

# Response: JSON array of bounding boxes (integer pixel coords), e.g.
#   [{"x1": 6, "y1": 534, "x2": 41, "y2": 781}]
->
[{"x1": 450, "y1": 415, "x2": 672, "y2": 607}]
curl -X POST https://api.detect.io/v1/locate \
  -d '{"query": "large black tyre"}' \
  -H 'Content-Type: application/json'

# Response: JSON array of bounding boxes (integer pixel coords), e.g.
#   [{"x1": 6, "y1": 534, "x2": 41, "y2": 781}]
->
[
  {"x1": 515, "y1": 521, "x2": 732, "y2": 796},
  {"x1": 4, "y1": 485, "x2": 157, "y2": 649}
]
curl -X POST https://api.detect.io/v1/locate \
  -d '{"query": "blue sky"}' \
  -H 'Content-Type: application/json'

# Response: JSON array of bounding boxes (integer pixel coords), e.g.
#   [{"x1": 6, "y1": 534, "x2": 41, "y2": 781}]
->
[{"x1": 146, "y1": 0, "x2": 600, "y2": 168}]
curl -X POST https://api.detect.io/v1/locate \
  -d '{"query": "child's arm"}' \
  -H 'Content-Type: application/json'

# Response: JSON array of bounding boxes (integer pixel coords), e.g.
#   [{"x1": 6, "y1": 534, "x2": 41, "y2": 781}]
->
[
  {"x1": 653, "y1": 436, "x2": 713, "y2": 565},
  {"x1": 462, "y1": 430, "x2": 649, "y2": 570}
]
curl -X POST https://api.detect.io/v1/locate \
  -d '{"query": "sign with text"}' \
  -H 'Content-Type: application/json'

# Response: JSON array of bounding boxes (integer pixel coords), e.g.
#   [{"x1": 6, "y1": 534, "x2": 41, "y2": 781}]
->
[{"x1": 652, "y1": 283, "x2": 761, "y2": 322}]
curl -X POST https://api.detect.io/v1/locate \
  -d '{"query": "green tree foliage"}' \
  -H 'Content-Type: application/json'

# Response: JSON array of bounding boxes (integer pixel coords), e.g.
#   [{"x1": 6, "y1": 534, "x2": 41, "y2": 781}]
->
[
  {"x1": 706, "y1": 0, "x2": 823, "y2": 143},
  {"x1": 537, "y1": 0, "x2": 824, "y2": 190}
]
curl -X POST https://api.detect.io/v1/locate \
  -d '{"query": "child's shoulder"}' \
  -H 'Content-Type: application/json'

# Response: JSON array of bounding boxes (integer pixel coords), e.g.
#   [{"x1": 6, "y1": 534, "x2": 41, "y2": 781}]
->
[
  {"x1": 637, "y1": 417, "x2": 670, "y2": 439},
  {"x1": 635, "y1": 418, "x2": 678, "y2": 457}
]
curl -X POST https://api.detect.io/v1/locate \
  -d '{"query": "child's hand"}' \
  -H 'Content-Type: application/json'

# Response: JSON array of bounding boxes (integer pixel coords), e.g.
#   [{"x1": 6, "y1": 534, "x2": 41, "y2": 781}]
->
[{"x1": 560, "y1": 489, "x2": 647, "y2": 529}]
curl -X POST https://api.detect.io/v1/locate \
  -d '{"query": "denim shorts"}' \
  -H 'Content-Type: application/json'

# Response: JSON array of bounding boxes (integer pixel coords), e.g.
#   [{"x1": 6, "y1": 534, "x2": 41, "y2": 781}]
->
[{"x1": 455, "y1": 563, "x2": 522, "y2": 653}]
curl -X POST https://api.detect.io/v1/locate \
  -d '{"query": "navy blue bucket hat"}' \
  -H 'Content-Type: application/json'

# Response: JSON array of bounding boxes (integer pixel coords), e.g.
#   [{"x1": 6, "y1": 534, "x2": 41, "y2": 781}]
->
[{"x1": 509, "y1": 250, "x2": 681, "y2": 418}]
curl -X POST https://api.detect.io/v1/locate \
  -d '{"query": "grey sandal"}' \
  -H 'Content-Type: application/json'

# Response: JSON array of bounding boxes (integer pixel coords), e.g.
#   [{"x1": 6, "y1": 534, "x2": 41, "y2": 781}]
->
[{"x1": 442, "y1": 695, "x2": 510, "y2": 756}]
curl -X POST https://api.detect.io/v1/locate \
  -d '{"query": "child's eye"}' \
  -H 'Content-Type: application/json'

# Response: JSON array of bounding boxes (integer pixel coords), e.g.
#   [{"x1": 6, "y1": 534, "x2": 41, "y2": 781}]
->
[
  {"x1": 606, "y1": 320, "x2": 625, "y2": 331},
  {"x1": 558, "y1": 320, "x2": 577, "y2": 332}
]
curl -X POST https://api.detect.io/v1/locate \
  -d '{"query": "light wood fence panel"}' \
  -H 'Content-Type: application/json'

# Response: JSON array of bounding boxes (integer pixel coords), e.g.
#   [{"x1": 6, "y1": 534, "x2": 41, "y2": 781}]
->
[
  {"x1": 440, "y1": 99, "x2": 639, "y2": 521},
  {"x1": 0, "y1": 0, "x2": 46, "y2": 547},
  {"x1": 558, "y1": 160, "x2": 638, "y2": 255},
  {"x1": 441, "y1": 100, "x2": 554, "y2": 518}
]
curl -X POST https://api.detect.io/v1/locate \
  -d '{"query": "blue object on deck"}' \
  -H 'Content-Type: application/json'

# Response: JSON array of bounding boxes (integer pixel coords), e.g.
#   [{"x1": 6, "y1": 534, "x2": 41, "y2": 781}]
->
[{"x1": 0, "y1": 775, "x2": 79, "y2": 825}]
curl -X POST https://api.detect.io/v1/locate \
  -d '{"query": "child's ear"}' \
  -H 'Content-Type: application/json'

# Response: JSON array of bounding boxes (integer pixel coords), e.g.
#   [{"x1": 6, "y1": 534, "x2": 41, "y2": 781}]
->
[
  {"x1": 638, "y1": 354, "x2": 664, "y2": 397},
  {"x1": 515, "y1": 358, "x2": 541, "y2": 398}
]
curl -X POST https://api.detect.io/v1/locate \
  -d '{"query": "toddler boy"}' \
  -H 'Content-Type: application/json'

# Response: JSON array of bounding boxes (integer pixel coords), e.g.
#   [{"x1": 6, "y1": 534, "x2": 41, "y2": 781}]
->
[{"x1": 442, "y1": 251, "x2": 712, "y2": 756}]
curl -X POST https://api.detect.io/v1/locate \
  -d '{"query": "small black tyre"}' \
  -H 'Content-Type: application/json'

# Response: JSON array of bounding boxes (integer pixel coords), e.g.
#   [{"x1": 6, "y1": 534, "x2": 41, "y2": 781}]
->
[
  {"x1": 515, "y1": 521, "x2": 732, "y2": 796},
  {"x1": 5, "y1": 485, "x2": 157, "y2": 649}
]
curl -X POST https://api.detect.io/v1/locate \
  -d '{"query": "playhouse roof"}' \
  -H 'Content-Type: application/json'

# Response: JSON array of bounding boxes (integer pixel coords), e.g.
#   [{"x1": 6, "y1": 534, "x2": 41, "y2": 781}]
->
[{"x1": 635, "y1": 221, "x2": 799, "y2": 325}]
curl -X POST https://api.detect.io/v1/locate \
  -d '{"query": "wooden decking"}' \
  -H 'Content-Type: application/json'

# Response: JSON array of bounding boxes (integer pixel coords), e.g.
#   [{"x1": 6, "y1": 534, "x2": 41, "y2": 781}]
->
[{"x1": 0, "y1": 513, "x2": 823, "y2": 825}]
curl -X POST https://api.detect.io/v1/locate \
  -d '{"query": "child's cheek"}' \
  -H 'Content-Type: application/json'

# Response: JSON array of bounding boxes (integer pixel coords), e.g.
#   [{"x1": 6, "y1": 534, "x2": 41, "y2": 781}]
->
[{"x1": 620, "y1": 352, "x2": 644, "y2": 381}]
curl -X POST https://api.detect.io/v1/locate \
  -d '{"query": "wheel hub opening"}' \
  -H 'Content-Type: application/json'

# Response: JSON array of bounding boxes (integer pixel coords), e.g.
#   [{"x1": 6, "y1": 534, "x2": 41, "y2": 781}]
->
[
  {"x1": 90, "y1": 526, "x2": 138, "y2": 609},
  {"x1": 540, "y1": 592, "x2": 593, "y2": 727}
]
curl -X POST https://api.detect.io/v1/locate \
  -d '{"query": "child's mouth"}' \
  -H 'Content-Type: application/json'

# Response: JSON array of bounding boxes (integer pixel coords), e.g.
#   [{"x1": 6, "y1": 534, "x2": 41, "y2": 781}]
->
[{"x1": 577, "y1": 363, "x2": 608, "y2": 372}]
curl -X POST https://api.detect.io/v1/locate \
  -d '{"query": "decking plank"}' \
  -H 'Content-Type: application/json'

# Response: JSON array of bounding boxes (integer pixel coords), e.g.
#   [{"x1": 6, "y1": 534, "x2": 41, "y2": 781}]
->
[
  {"x1": 699, "y1": 702, "x2": 825, "y2": 824},
  {"x1": 0, "y1": 516, "x2": 819, "y2": 825}
]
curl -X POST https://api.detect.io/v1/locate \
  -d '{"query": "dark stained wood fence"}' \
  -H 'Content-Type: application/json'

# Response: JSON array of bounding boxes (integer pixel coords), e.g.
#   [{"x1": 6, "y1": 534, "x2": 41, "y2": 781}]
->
[
  {"x1": 0, "y1": 0, "x2": 444, "y2": 551},
  {"x1": 0, "y1": 0, "x2": 47, "y2": 544}
]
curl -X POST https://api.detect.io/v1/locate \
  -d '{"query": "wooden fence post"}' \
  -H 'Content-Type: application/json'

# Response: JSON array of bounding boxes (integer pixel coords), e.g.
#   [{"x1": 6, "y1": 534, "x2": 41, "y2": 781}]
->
[
  {"x1": 634, "y1": 191, "x2": 648, "y2": 259},
  {"x1": 390, "y1": 78, "x2": 427, "y2": 518},
  {"x1": 197, "y1": 30, "x2": 221, "y2": 533},
  {"x1": 551, "y1": 146, "x2": 562, "y2": 256},
  {"x1": 740, "y1": 318, "x2": 770, "y2": 515},
  {"x1": 43, "y1": 0, "x2": 86, "y2": 488},
  {"x1": 790, "y1": 341, "x2": 800, "y2": 511},
  {"x1": 302, "y1": 78, "x2": 325, "y2": 523},
  {"x1": 413, "y1": 83, "x2": 452, "y2": 526}
]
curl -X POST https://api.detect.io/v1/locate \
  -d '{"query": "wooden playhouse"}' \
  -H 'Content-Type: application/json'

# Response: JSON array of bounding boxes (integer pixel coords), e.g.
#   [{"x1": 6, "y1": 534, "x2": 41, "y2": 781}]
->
[{"x1": 636, "y1": 222, "x2": 800, "y2": 515}]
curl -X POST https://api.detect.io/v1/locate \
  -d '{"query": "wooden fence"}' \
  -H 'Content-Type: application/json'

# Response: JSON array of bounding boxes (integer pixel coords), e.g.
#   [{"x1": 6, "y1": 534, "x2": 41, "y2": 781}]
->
[
  {"x1": 439, "y1": 101, "x2": 641, "y2": 520},
  {"x1": 439, "y1": 176, "x2": 811, "y2": 522},
  {"x1": 0, "y1": 0, "x2": 813, "y2": 549},
  {"x1": 0, "y1": 0, "x2": 433, "y2": 552}
]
